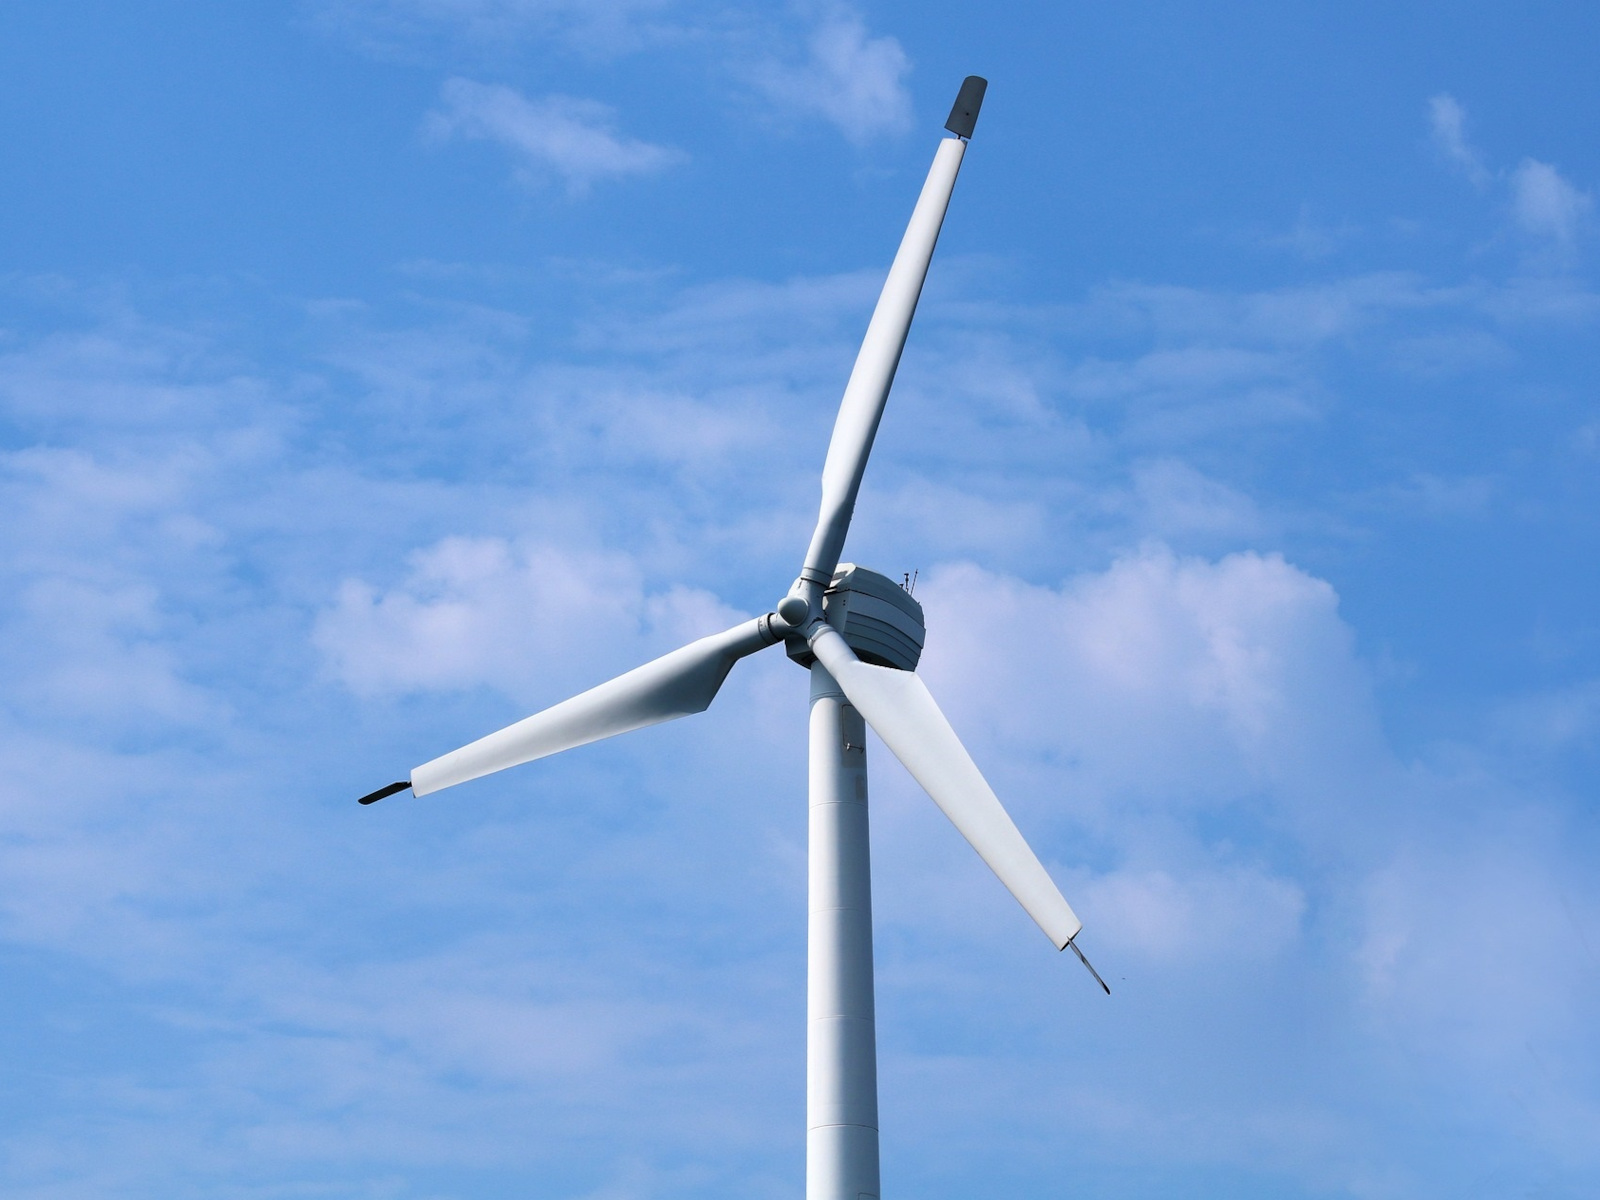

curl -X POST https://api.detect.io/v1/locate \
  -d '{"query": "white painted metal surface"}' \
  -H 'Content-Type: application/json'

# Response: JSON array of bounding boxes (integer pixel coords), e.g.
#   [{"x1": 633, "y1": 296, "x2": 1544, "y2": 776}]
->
[
  {"x1": 820, "y1": 563, "x2": 925, "y2": 671},
  {"x1": 808, "y1": 665, "x2": 880, "y2": 1200},
  {"x1": 809, "y1": 625, "x2": 1083, "y2": 950},
  {"x1": 410, "y1": 618, "x2": 773, "y2": 796},
  {"x1": 801, "y1": 136, "x2": 968, "y2": 586}
]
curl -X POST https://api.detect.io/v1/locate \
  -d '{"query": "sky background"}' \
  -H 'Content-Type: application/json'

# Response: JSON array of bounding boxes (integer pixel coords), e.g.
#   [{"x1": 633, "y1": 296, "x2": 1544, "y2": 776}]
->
[{"x1": 1, "y1": 1, "x2": 1598, "y2": 1197}]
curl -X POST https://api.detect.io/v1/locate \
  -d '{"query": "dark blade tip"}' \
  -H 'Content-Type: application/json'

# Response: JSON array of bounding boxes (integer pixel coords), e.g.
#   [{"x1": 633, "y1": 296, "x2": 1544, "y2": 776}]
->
[
  {"x1": 1067, "y1": 937, "x2": 1111, "y2": 995},
  {"x1": 944, "y1": 75, "x2": 987, "y2": 139},
  {"x1": 358, "y1": 780, "x2": 411, "y2": 806}
]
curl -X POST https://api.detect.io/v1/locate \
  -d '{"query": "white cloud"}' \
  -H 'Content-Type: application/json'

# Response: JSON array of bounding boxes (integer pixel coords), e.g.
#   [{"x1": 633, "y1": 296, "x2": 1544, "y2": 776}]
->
[
  {"x1": 745, "y1": 5, "x2": 913, "y2": 144},
  {"x1": 897, "y1": 547, "x2": 1600, "y2": 1165},
  {"x1": 314, "y1": 535, "x2": 739, "y2": 703},
  {"x1": 1356, "y1": 842, "x2": 1600, "y2": 1116},
  {"x1": 1256, "y1": 205, "x2": 1361, "y2": 260},
  {"x1": 1388, "y1": 328, "x2": 1515, "y2": 377},
  {"x1": 321, "y1": 1, "x2": 915, "y2": 149},
  {"x1": 1429, "y1": 93, "x2": 1491, "y2": 188},
  {"x1": 915, "y1": 548, "x2": 1385, "y2": 813},
  {"x1": 864, "y1": 477, "x2": 1050, "y2": 560},
  {"x1": 1427, "y1": 95, "x2": 1593, "y2": 250},
  {"x1": 12, "y1": 575, "x2": 221, "y2": 727},
  {"x1": 1078, "y1": 864, "x2": 1306, "y2": 963},
  {"x1": 1510, "y1": 157, "x2": 1593, "y2": 243},
  {"x1": 1125, "y1": 458, "x2": 1263, "y2": 540},
  {"x1": 424, "y1": 78, "x2": 684, "y2": 194},
  {"x1": 1492, "y1": 679, "x2": 1600, "y2": 750}
]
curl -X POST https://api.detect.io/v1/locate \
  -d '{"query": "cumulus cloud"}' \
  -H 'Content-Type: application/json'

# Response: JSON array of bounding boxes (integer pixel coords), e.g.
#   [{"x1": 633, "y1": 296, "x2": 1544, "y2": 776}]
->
[
  {"x1": 895, "y1": 546, "x2": 1600, "y2": 1158},
  {"x1": 914, "y1": 548, "x2": 1385, "y2": 816},
  {"x1": 745, "y1": 5, "x2": 913, "y2": 144},
  {"x1": 424, "y1": 78, "x2": 684, "y2": 194},
  {"x1": 314, "y1": 535, "x2": 738, "y2": 702}
]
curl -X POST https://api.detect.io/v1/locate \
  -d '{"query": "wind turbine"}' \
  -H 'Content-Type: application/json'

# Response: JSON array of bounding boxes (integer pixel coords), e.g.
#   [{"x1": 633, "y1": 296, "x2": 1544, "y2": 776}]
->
[{"x1": 358, "y1": 75, "x2": 1107, "y2": 1200}]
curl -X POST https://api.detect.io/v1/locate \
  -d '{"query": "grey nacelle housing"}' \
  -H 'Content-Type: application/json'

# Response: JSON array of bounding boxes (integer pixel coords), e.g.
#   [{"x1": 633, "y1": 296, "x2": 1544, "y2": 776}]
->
[{"x1": 788, "y1": 563, "x2": 925, "y2": 671}]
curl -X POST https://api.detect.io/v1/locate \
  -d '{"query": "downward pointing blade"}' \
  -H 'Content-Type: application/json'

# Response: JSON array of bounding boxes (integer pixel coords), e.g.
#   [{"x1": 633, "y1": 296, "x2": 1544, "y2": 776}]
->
[
  {"x1": 808, "y1": 627, "x2": 1083, "y2": 951},
  {"x1": 409, "y1": 617, "x2": 776, "y2": 797},
  {"x1": 799, "y1": 134, "x2": 969, "y2": 586}
]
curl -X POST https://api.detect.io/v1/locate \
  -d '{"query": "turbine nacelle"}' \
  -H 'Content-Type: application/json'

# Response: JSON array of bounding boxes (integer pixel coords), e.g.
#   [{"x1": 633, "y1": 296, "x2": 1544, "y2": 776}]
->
[{"x1": 782, "y1": 564, "x2": 924, "y2": 672}]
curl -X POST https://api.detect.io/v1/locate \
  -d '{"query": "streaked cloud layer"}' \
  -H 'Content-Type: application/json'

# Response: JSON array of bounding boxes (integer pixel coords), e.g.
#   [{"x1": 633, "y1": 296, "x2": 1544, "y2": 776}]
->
[{"x1": 425, "y1": 79, "x2": 685, "y2": 193}]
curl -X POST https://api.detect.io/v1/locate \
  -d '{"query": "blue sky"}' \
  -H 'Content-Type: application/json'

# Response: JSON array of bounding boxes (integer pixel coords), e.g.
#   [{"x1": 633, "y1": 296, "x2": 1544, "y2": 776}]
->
[{"x1": 1, "y1": 1, "x2": 1598, "y2": 1197}]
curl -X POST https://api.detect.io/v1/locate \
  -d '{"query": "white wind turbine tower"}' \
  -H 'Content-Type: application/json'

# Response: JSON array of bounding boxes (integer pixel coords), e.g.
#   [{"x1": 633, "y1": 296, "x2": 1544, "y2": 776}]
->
[{"x1": 358, "y1": 76, "x2": 1107, "y2": 1200}]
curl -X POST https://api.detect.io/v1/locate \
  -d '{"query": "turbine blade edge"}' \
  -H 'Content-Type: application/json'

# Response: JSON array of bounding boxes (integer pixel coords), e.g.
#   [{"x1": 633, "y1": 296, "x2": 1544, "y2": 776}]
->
[
  {"x1": 409, "y1": 617, "x2": 778, "y2": 797},
  {"x1": 809, "y1": 625, "x2": 1083, "y2": 951}
]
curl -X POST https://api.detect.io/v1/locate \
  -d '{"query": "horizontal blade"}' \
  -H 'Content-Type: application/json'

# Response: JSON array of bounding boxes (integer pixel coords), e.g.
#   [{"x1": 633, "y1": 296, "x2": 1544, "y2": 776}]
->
[
  {"x1": 410, "y1": 617, "x2": 777, "y2": 797},
  {"x1": 799, "y1": 134, "x2": 967, "y2": 587},
  {"x1": 809, "y1": 625, "x2": 1082, "y2": 950}
]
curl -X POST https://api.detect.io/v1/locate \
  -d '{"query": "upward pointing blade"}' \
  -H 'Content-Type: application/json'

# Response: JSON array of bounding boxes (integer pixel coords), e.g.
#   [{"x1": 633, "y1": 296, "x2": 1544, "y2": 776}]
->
[
  {"x1": 799, "y1": 130, "x2": 969, "y2": 587},
  {"x1": 406, "y1": 617, "x2": 777, "y2": 798},
  {"x1": 808, "y1": 625, "x2": 1083, "y2": 951}
]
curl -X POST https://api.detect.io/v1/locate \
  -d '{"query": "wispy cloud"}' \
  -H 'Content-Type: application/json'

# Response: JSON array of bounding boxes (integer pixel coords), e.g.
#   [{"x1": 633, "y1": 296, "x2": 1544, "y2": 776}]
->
[
  {"x1": 1510, "y1": 157, "x2": 1594, "y2": 243},
  {"x1": 1428, "y1": 93, "x2": 1491, "y2": 188},
  {"x1": 315, "y1": 535, "x2": 736, "y2": 702},
  {"x1": 744, "y1": 4, "x2": 913, "y2": 144},
  {"x1": 1428, "y1": 94, "x2": 1593, "y2": 251},
  {"x1": 319, "y1": 0, "x2": 917, "y2": 147},
  {"x1": 423, "y1": 78, "x2": 684, "y2": 194}
]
